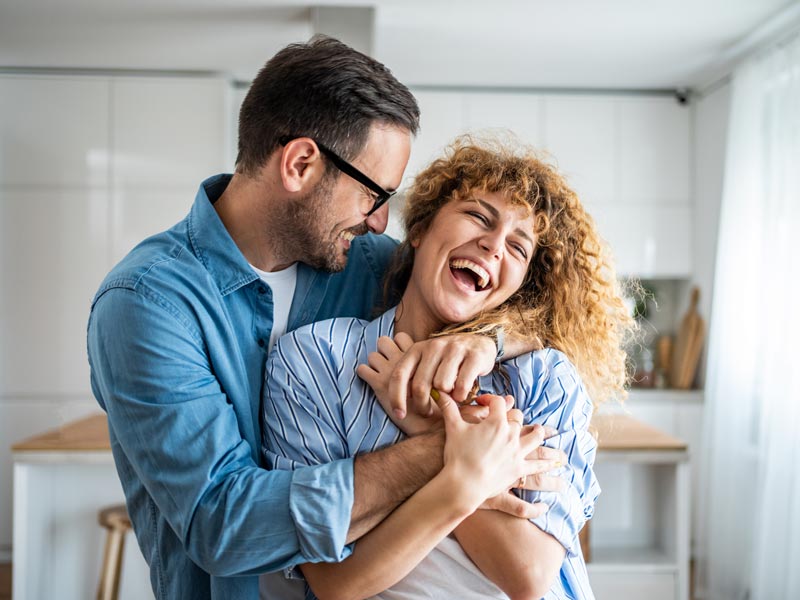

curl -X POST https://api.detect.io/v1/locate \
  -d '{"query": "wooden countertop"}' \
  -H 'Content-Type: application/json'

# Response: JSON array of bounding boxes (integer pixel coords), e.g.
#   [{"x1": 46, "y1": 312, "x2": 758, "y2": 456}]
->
[
  {"x1": 12, "y1": 412, "x2": 687, "y2": 453},
  {"x1": 592, "y1": 414, "x2": 687, "y2": 451},
  {"x1": 12, "y1": 414, "x2": 110, "y2": 451}
]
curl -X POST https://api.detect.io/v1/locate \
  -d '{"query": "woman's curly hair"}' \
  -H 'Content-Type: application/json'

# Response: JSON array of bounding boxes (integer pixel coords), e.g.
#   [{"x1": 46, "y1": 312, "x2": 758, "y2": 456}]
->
[{"x1": 383, "y1": 136, "x2": 637, "y2": 406}]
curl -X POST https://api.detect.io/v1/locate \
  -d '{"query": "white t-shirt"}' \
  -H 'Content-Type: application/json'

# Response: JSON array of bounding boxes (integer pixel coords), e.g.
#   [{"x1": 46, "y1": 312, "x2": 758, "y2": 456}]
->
[
  {"x1": 259, "y1": 537, "x2": 507, "y2": 600},
  {"x1": 250, "y1": 263, "x2": 298, "y2": 352}
]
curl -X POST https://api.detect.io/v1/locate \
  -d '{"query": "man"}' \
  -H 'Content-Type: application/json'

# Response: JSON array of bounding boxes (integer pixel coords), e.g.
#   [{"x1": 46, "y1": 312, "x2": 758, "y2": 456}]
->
[{"x1": 88, "y1": 36, "x2": 547, "y2": 599}]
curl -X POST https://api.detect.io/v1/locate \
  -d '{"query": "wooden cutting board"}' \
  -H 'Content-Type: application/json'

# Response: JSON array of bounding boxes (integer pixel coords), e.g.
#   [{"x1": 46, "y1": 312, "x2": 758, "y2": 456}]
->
[{"x1": 670, "y1": 286, "x2": 705, "y2": 389}]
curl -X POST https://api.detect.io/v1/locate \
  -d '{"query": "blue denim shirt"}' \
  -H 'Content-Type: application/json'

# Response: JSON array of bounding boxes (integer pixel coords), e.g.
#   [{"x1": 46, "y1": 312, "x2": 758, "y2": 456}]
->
[{"x1": 87, "y1": 174, "x2": 398, "y2": 599}]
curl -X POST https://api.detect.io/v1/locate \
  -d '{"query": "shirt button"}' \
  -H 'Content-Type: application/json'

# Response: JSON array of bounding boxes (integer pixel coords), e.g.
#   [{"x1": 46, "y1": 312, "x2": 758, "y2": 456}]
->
[
  {"x1": 257, "y1": 339, "x2": 265, "y2": 347},
  {"x1": 257, "y1": 286, "x2": 266, "y2": 295}
]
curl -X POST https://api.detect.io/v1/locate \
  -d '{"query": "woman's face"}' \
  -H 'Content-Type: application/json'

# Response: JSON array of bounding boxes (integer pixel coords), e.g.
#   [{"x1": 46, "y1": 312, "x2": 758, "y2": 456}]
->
[{"x1": 406, "y1": 190, "x2": 536, "y2": 329}]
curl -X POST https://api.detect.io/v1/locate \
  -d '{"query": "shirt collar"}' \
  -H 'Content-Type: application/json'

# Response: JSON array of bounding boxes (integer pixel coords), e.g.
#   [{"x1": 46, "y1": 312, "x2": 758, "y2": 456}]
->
[
  {"x1": 363, "y1": 306, "x2": 398, "y2": 354},
  {"x1": 187, "y1": 174, "x2": 259, "y2": 296}
]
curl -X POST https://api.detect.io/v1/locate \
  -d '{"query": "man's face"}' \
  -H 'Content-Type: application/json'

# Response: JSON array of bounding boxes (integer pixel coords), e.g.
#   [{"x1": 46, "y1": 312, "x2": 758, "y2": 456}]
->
[{"x1": 291, "y1": 124, "x2": 411, "y2": 272}]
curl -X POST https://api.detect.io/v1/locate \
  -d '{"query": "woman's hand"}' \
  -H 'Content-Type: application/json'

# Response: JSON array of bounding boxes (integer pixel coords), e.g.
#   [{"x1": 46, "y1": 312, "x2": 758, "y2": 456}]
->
[{"x1": 435, "y1": 392, "x2": 563, "y2": 514}]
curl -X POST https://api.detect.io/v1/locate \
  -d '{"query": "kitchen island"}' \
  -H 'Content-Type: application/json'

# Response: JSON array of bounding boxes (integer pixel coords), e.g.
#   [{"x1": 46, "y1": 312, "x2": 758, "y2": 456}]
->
[{"x1": 12, "y1": 413, "x2": 689, "y2": 600}]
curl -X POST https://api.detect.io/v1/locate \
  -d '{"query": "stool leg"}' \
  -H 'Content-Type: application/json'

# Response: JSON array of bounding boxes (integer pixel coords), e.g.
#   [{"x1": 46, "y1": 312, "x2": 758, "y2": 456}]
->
[{"x1": 97, "y1": 528, "x2": 126, "y2": 600}]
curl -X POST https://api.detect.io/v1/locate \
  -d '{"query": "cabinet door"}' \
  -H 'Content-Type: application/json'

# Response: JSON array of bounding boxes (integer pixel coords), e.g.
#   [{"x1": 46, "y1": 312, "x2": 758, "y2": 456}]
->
[
  {"x1": 463, "y1": 92, "x2": 544, "y2": 147},
  {"x1": 618, "y1": 97, "x2": 690, "y2": 205},
  {"x1": 542, "y1": 95, "x2": 615, "y2": 204},
  {"x1": 588, "y1": 202, "x2": 692, "y2": 278},
  {"x1": 0, "y1": 75, "x2": 110, "y2": 187},
  {"x1": 405, "y1": 90, "x2": 466, "y2": 188},
  {"x1": 112, "y1": 77, "x2": 228, "y2": 188},
  {"x1": 0, "y1": 188, "x2": 110, "y2": 396}
]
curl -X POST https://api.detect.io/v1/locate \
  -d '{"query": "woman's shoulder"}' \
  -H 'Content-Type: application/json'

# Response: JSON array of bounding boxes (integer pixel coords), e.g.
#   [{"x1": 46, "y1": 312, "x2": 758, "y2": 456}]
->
[
  {"x1": 506, "y1": 347, "x2": 579, "y2": 381},
  {"x1": 271, "y1": 316, "x2": 370, "y2": 368},
  {"x1": 502, "y1": 348, "x2": 588, "y2": 414}
]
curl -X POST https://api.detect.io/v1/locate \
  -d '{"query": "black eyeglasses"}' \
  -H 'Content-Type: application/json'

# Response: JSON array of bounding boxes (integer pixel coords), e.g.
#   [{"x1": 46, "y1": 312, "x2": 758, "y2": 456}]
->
[{"x1": 279, "y1": 136, "x2": 396, "y2": 216}]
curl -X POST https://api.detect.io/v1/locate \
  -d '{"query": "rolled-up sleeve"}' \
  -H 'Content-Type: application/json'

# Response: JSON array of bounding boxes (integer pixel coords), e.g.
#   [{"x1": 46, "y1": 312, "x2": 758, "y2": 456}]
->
[
  {"x1": 515, "y1": 352, "x2": 601, "y2": 557},
  {"x1": 88, "y1": 286, "x2": 353, "y2": 576}
]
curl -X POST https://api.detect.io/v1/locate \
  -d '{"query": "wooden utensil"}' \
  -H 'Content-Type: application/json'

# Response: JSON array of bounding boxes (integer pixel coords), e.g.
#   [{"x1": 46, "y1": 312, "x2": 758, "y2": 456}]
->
[{"x1": 670, "y1": 287, "x2": 705, "y2": 389}]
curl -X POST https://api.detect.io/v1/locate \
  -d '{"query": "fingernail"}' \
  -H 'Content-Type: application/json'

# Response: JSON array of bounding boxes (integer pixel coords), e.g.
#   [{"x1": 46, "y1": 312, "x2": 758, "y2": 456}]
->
[{"x1": 393, "y1": 409, "x2": 406, "y2": 420}]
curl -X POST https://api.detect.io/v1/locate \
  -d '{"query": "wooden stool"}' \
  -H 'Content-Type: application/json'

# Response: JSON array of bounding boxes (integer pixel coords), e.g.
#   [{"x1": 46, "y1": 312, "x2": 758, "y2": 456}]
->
[{"x1": 96, "y1": 504, "x2": 132, "y2": 600}]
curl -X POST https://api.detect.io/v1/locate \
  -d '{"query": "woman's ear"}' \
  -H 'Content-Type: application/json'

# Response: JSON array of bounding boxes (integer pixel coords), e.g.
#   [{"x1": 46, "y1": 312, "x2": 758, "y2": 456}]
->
[{"x1": 279, "y1": 138, "x2": 323, "y2": 193}]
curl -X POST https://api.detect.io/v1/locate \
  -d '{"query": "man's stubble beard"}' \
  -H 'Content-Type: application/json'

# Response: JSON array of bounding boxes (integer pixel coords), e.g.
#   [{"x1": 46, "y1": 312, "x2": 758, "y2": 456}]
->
[{"x1": 274, "y1": 176, "x2": 366, "y2": 273}]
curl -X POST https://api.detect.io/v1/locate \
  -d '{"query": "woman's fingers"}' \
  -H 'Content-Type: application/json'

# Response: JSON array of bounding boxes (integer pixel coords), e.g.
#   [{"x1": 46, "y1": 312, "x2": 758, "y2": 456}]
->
[
  {"x1": 507, "y1": 408, "x2": 524, "y2": 429},
  {"x1": 393, "y1": 331, "x2": 415, "y2": 352},
  {"x1": 528, "y1": 445, "x2": 568, "y2": 463}
]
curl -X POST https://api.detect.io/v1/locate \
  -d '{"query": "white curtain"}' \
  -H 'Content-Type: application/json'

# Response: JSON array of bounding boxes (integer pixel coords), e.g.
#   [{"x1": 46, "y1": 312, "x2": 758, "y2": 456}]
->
[{"x1": 696, "y1": 32, "x2": 800, "y2": 600}]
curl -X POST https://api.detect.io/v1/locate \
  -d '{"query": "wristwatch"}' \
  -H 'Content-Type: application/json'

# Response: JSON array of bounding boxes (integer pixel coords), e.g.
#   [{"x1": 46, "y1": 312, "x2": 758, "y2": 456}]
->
[{"x1": 487, "y1": 326, "x2": 505, "y2": 362}]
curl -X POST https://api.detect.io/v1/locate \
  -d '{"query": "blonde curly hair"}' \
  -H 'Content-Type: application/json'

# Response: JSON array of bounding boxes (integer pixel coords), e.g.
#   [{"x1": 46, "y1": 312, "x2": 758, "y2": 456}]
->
[{"x1": 383, "y1": 136, "x2": 636, "y2": 406}]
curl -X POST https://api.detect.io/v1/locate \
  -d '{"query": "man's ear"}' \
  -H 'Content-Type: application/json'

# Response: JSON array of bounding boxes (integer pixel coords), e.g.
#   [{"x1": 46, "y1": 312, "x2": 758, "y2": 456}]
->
[{"x1": 279, "y1": 138, "x2": 323, "y2": 193}]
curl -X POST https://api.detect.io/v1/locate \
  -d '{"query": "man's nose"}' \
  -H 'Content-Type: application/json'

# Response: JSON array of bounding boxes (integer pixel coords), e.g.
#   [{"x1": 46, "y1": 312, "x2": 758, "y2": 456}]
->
[{"x1": 365, "y1": 202, "x2": 390, "y2": 234}]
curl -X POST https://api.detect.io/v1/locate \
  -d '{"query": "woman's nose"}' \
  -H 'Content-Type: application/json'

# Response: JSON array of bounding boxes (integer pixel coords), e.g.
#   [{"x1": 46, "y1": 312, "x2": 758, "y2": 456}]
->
[{"x1": 478, "y1": 232, "x2": 504, "y2": 258}]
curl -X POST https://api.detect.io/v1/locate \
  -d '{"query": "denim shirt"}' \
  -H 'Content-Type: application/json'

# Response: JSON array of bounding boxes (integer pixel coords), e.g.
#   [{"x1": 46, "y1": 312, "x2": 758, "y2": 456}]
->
[{"x1": 87, "y1": 174, "x2": 398, "y2": 599}]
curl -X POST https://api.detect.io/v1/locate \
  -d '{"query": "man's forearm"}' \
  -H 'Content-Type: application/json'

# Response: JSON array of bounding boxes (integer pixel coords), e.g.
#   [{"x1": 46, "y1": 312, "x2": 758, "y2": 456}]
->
[
  {"x1": 502, "y1": 330, "x2": 542, "y2": 360},
  {"x1": 347, "y1": 430, "x2": 444, "y2": 542}
]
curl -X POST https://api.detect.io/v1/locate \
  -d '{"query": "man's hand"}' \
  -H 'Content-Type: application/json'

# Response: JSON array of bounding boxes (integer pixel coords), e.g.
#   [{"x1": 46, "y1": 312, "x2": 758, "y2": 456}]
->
[{"x1": 356, "y1": 331, "x2": 496, "y2": 422}]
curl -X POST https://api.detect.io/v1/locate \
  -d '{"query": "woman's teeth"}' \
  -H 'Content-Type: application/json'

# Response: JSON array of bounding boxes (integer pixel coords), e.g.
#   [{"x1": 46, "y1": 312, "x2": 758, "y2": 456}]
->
[{"x1": 450, "y1": 258, "x2": 490, "y2": 291}]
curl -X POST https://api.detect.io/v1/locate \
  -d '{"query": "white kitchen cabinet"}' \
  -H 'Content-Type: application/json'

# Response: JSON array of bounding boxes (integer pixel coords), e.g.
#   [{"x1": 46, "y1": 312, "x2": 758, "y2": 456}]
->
[
  {"x1": 387, "y1": 90, "x2": 467, "y2": 239},
  {"x1": 0, "y1": 188, "x2": 109, "y2": 397},
  {"x1": 404, "y1": 90, "x2": 466, "y2": 188},
  {"x1": 463, "y1": 92, "x2": 544, "y2": 147},
  {"x1": 0, "y1": 75, "x2": 110, "y2": 187},
  {"x1": 589, "y1": 415, "x2": 691, "y2": 600},
  {"x1": 112, "y1": 77, "x2": 229, "y2": 188},
  {"x1": 0, "y1": 72, "x2": 233, "y2": 558},
  {"x1": 587, "y1": 202, "x2": 693, "y2": 277},
  {"x1": 618, "y1": 97, "x2": 691, "y2": 205},
  {"x1": 12, "y1": 416, "x2": 153, "y2": 600},
  {"x1": 541, "y1": 95, "x2": 616, "y2": 204},
  {"x1": 404, "y1": 88, "x2": 692, "y2": 277},
  {"x1": 110, "y1": 189, "x2": 196, "y2": 263}
]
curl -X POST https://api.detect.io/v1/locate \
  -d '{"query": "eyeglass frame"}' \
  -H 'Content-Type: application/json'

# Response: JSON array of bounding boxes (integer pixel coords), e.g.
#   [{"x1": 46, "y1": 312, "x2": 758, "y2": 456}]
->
[{"x1": 279, "y1": 136, "x2": 397, "y2": 216}]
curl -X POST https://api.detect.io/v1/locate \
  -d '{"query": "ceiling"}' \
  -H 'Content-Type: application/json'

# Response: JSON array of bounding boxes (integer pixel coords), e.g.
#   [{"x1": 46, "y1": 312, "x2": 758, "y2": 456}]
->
[{"x1": 1, "y1": 0, "x2": 798, "y2": 90}]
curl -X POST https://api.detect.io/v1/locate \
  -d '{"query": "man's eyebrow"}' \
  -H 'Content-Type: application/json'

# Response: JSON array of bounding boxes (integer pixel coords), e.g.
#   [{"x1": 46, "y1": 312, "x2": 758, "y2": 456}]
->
[{"x1": 476, "y1": 199, "x2": 534, "y2": 243}]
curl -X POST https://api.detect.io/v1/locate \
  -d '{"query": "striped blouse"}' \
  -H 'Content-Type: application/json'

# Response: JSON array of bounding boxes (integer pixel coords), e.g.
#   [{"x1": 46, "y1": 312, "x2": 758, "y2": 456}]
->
[{"x1": 261, "y1": 307, "x2": 600, "y2": 599}]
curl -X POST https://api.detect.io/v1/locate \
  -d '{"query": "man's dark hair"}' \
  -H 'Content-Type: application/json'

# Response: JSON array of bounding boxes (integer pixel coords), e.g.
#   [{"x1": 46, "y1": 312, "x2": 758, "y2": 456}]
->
[{"x1": 236, "y1": 35, "x2": 420, "y2": 177}]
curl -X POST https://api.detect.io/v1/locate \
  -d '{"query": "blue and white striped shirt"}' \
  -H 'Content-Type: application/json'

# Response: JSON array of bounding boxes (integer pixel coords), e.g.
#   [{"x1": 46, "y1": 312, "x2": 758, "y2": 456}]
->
[{"x1": 262, "y1": 307, "x2": 600, "y2": 599}]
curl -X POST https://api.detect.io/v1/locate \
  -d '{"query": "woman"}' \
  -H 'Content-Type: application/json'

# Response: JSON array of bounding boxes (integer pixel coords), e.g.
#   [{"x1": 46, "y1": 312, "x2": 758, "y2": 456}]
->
[{"x1": 262, "y1": 137, "x2": 634, "y2": 599}]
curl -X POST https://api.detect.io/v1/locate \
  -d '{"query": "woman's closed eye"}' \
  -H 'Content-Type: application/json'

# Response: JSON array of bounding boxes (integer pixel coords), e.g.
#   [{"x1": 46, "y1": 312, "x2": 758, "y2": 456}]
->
[
  {"x1": 510, "y1": 242, "x2": 528, "y2": 259},
  {"x1": 467, "y1": 210, "x2": 490, "y2": 226}
]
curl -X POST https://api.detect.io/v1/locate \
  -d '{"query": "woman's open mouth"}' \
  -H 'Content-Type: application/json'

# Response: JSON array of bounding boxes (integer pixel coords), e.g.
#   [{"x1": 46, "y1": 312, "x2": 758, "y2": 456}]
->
[{"x1": 449, "y1": 258, "x2": 492, "y2": 292}]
